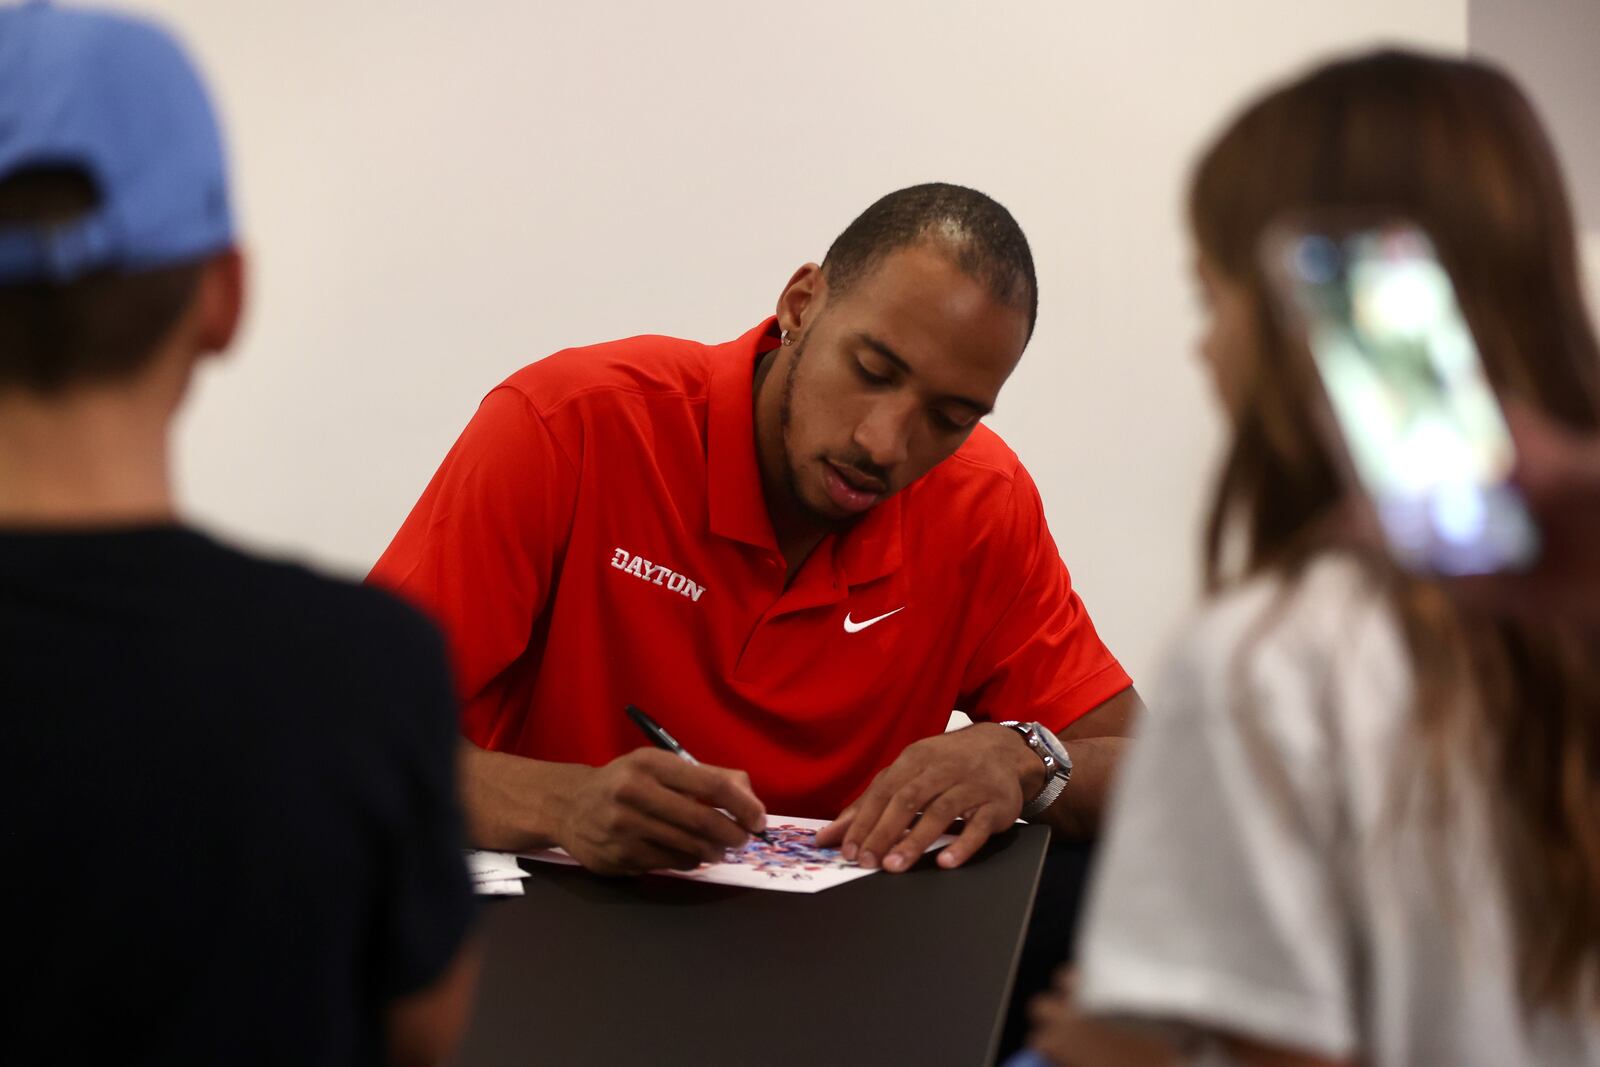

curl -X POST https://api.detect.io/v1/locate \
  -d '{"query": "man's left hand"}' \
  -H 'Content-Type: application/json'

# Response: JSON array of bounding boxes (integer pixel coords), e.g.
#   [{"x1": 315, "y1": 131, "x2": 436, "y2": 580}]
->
[{"x1": 814, "y1": 723, "x2": 1041, "y2": 873}]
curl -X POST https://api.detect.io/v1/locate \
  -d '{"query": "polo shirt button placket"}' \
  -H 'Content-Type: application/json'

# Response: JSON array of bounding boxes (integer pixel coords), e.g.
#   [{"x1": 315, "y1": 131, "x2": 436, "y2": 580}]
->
[{"x1": 757, "y1": 554, "x2": 785, "y2": 615}]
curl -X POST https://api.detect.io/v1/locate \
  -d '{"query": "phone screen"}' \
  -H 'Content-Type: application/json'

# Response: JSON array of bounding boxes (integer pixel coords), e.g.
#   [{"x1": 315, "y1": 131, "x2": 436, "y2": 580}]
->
[{"x1": 1276, "y1": 223, "x2": 1539, "y2": 574}]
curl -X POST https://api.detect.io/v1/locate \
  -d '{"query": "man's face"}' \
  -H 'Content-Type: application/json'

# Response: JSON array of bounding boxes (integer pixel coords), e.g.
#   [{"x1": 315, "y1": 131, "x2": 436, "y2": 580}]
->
[{"x1": 776, "y1": 244, "x2": 1031, "y2": 527}]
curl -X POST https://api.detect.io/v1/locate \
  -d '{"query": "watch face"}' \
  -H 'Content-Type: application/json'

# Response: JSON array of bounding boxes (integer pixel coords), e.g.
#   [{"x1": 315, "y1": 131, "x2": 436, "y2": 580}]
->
[{"x1": 1035, "y1": 723, "x2": 1071, "y2": 771}]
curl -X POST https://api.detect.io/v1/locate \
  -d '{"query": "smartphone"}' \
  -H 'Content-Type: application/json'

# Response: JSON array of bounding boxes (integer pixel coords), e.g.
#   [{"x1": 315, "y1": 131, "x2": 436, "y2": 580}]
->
[{"x1": 1265, "y1": 220, "x2": 1539, "y2": 575}]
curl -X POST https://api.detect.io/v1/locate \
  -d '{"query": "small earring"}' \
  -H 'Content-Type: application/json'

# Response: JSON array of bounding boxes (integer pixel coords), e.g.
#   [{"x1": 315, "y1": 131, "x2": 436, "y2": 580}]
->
[{"x1": 781, "y1": 330, "x2": 793, "y2": 347}]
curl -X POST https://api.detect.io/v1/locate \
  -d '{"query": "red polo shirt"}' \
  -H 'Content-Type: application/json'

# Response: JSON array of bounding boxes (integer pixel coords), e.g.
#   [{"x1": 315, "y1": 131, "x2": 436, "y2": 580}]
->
[{"x1": 370, "y1": 319, "x2": 1131, "y2": 817}]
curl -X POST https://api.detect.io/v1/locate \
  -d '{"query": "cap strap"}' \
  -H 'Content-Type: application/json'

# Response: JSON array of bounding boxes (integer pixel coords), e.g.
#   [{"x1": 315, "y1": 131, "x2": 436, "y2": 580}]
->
[{"x1": 0, "y1": 215, "x2": 116, "y2": 283}]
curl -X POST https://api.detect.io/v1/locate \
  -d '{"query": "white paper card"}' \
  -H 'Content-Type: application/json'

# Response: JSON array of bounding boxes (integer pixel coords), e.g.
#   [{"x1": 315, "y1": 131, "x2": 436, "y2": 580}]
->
[
  {"x1": 519, "y1": 815, "x2": 954, "y2": 894},
  {"x1": 465, "y1": 849, "x2": 532, "y2": 882}
]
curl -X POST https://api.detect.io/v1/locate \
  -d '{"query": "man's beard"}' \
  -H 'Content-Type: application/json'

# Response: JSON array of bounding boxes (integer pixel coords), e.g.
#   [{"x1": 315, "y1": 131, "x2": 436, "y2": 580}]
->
[{"x1": 777, "y1": 335, "x2": 856, "y2": 533}]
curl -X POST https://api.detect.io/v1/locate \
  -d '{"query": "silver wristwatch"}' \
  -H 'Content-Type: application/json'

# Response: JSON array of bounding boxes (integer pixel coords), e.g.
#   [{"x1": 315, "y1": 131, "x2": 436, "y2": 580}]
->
[{"x1": 999, "y1": 720, "x2": 1072, "y2": 818}]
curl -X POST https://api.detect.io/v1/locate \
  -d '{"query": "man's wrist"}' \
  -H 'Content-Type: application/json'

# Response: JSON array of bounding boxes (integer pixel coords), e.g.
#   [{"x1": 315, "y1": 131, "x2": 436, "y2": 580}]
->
[
  {"x1": 530, "y1": 761, "x2": 584, "y2": 847},
  {"x1": 461, "y1": 742, "x2": 584, "y2": 852},
  {"x1": 984, "y1": 722, "x2": 1049, "y2": 798}
]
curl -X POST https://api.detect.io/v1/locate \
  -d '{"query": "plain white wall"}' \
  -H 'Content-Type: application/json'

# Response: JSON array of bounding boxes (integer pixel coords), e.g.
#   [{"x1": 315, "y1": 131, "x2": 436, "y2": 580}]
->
[{"x1": 111, "y1": 1, "x2": 1471, "y2": 686}]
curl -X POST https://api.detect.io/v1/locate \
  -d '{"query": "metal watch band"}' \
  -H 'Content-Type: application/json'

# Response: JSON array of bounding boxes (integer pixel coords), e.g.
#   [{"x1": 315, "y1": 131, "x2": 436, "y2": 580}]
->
[
  {"x1": 1021, "y1": 775, "x2": 1067, "y2": 818},
  {"x1": 998, "y1": 720, "x2": 1070, "y2": 819}
]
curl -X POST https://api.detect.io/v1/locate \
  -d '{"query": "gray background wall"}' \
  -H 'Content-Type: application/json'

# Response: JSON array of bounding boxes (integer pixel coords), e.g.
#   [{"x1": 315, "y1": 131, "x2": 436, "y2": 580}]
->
[{"x1": 1471, "y1": 0, "x2": 1600, "y2": 231}]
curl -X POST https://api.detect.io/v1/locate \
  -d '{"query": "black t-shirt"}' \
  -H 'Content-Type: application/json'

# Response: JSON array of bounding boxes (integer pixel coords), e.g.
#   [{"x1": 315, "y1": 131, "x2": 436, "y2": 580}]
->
[{"x1": 1, "y1": 526, "x2": 476, "y2": 1066}]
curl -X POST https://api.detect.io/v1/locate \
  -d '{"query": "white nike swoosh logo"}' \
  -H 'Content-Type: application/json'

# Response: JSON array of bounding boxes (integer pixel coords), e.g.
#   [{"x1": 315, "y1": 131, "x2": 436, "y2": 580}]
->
[{"x1": 843, "y1": 607, "x2": 905, "y2": 634}]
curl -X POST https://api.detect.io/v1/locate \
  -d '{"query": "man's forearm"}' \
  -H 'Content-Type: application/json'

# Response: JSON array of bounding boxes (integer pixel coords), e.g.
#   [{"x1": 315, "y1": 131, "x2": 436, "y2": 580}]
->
[
  {"x1": 1033, "y1": 735, "x2": 1127, "y2": 839},
  {"x1": 1028, "y1": 687, "x2": 1143, "y2": 839},
  {"x1": 458, "y1": 740, "x2": 586, "y2": 852}
]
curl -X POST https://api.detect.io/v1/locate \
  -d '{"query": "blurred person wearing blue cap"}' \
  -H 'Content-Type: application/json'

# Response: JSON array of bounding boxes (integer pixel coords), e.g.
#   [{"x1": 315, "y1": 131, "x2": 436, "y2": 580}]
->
[{"x1": 0, "y1": 4, "x2": 478, "y2": 1064}]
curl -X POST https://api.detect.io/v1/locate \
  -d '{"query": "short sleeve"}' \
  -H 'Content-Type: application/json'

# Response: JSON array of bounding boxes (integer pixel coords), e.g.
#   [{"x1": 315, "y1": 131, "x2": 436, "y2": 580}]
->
[
  {"x1": 376, "y1": 618, "x2": 477, "y2": 999},
  {"x1": 1074, "y1": 598, "x2": 1358, "y2": 1059},
  {"x1": 957, "y1": 463, "x2": 1131, "y2": 731},
  {"x1": 369, "y1": 386, "x2": 579, "y2": 742}
]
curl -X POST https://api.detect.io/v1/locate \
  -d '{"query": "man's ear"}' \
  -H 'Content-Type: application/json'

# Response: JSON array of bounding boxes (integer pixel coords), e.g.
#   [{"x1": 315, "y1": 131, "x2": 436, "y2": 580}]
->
[
  {"x1": 775, "y1": 261, "x2": 824, "y2": 339},
  {"x1": 192, "y1": 247, "x2": 246, "y2": 357}
]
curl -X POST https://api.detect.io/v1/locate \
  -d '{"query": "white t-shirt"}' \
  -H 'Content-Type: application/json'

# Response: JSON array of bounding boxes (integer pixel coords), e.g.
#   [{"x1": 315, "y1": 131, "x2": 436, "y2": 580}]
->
[{"x1": 1077, "y1": 556, "x2": 1600, "y2": 1066}]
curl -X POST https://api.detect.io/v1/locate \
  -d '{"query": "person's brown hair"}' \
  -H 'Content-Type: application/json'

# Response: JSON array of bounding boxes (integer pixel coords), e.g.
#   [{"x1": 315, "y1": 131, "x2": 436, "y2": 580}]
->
[
  {"x1": 0, "y1": 166, "x2": 203, "y2": 394},
  {"x1": 1191, "y1": 50, "x2": 1600, "y2": 1014}
]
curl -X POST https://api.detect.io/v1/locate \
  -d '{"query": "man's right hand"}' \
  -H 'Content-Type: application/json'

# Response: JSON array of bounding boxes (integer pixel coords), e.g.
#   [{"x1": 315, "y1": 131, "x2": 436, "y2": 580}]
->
[{"x1": 555, "y1": 749, "x2": 767, "y2": 875}]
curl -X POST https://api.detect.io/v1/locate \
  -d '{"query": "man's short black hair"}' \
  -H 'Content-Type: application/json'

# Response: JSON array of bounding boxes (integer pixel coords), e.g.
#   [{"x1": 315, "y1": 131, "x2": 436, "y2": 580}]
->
[{"x1": 821, "y1": 182, "x2": 1038, "y2": 338}]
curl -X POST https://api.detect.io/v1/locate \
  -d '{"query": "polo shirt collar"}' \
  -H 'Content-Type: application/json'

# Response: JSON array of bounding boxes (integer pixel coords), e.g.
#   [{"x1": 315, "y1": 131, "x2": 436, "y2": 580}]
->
[{"x1": 706, "y1": 317, "x2": 905, "y2": 589}]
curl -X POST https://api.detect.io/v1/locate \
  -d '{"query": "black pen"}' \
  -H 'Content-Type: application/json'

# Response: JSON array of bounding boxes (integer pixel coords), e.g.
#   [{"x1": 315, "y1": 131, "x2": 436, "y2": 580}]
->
[{"x1": 624, "y1": 704, "x2": 770, "y2": 842}]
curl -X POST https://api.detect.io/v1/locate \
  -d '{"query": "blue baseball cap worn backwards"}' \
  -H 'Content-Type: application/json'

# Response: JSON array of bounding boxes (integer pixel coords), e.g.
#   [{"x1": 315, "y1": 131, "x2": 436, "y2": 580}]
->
[{"x1": 0, "y1": 1, "x2": 234, "y2": 284}]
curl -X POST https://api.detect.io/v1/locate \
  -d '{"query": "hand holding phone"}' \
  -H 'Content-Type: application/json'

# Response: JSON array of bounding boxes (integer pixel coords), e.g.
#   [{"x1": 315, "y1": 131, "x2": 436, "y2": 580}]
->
[
  {"x1": 1265, "y1": 220, "x2": 1540, "y2": 575},
  {"x1": 1454, "y1": 405, "x2": 1600, "y2": 619}
]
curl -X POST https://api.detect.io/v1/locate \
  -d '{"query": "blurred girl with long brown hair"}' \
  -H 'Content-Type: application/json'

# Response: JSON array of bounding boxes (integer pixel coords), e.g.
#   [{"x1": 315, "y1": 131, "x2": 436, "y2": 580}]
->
[{"x1": 1035, "y1": 49, "x2": 1600, "y2": 1067}]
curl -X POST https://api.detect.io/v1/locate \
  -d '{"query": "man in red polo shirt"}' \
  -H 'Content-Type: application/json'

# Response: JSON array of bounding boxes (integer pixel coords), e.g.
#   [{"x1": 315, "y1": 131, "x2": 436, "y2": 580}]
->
[{"x1": 372, "y1": 183, "x2": 1142, "y2": 876}]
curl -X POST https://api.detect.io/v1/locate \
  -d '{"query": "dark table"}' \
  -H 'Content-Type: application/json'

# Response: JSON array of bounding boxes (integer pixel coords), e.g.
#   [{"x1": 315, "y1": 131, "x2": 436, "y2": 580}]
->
[{"x1": 453, "y1": 823, "x2": 1051, "y2": 1067}]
